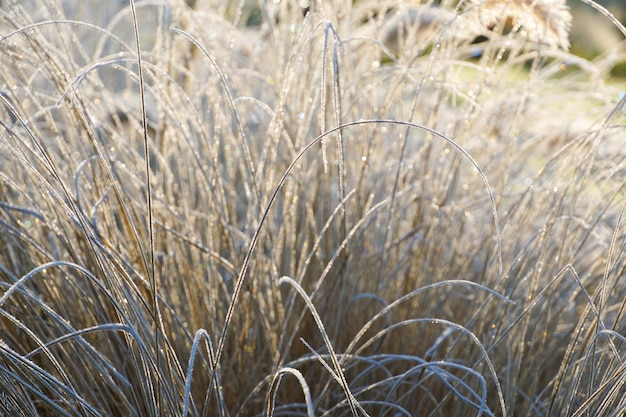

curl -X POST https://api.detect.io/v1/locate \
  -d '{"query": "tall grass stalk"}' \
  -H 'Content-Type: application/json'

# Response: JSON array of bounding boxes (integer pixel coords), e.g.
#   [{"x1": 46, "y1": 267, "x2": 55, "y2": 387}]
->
[{"x1": 1, "y1": 0, "x2": 625, "y2": 415}]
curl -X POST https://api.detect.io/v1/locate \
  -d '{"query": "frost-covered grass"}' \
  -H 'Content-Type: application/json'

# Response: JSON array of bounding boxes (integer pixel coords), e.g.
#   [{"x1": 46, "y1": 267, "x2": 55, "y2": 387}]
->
[{"x1": 1, "y1": 0, "x2": 626, "y2": 416}]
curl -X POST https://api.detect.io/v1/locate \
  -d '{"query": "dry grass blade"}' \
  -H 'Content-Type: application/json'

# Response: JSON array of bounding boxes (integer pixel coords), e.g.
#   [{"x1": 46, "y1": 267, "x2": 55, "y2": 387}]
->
[
  {"x1": 182, "y1": 329, "x2": 223, "y2": 417},
  {"x1": 266, "y1": 366, "x2": 315, "y2": 417},
  {"x1": 278, "y1": 276, "x2": 364, "y2": 417}
]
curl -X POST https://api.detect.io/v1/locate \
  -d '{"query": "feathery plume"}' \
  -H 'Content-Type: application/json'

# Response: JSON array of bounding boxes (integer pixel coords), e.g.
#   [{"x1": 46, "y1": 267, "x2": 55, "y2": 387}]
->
[{"x1": 460, "y1": 0, "x2": 572, "y2": 50}]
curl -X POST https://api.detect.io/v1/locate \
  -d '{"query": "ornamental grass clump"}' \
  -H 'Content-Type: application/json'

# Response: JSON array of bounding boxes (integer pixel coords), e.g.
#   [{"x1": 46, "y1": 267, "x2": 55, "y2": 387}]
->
[{"x1": 1, "y1": 0, "x2": 625, "y2": 416}]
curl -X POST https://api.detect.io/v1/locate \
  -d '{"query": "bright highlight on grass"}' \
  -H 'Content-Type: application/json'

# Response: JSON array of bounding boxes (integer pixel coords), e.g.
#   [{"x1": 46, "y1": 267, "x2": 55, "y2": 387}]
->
[{"x1": 1, "y1": 0, "x2": 625, "y2": 416}]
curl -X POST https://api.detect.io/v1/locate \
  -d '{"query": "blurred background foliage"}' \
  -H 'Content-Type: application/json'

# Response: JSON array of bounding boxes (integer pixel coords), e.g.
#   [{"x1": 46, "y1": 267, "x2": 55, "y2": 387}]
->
[{"x1": 570, "y1": 0, "x2": 624, "y2": 58}]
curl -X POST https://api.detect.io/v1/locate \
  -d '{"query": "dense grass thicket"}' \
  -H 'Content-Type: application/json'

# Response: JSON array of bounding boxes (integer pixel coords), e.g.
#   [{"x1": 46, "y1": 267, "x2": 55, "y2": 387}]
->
[{"x1": 1, "y1": 0, "x2": 626, "y2": 415}]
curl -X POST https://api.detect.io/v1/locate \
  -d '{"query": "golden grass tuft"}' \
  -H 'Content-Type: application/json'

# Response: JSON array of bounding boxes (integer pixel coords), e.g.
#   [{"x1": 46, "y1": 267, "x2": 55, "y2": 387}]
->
[{"x1": 0, "y1": 0, "x2": 625, "y2": 416}]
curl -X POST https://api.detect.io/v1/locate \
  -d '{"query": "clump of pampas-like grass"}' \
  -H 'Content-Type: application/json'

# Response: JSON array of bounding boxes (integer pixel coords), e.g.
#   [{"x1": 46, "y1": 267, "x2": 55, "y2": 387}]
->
[
  {"x1": 0, "y1": 0, "x2": 625, "y2": 416},
  {"x1": 459, "y1": 0, "x2": 573, "y2": 49}
]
